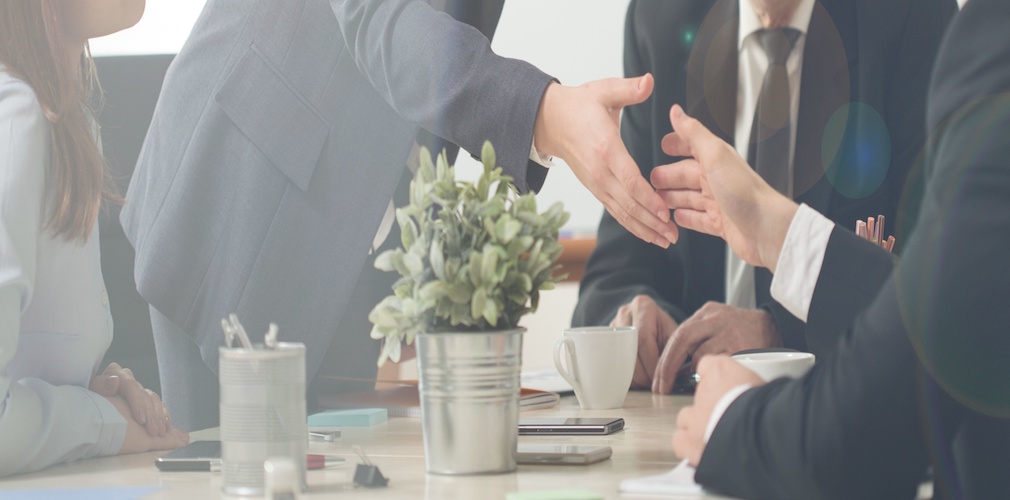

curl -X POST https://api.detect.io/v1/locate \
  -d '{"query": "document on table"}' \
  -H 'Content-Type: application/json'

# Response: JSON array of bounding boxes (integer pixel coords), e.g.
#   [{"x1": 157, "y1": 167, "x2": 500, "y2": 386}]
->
[{"x1": 619, "y1": 459, "x2": 710, "y2": 497}]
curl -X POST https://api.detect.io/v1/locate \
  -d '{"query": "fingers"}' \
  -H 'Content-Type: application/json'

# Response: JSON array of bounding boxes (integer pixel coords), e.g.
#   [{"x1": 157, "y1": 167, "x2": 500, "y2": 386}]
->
[
  {"x1": 650, "y1": 160, "x2": 705, "y2": 192},
  {"x1": 605, "y1": 152, "x2": 680, "y2": 246},
  {"x1": 597, "y1": 73, "x2": 654, "y2": 109},
  {"x1": 668, "y1": 105, "x2": 722, "y2": 161},
  {"x1": 150, "y1": 427, "x2": 190, "y2": 453},
  {"x1": 653, "y1": 316, "x2": 714, "y2": 394},
  {"x1": 89, "y1": 374, "x2": 121, "y2": 397},
  {"x1": 661, "y1": 131, "x2": 693, "y2": 159},
  {"x1": 672, "y1": 208, "x2": 723, "y2": 237}
]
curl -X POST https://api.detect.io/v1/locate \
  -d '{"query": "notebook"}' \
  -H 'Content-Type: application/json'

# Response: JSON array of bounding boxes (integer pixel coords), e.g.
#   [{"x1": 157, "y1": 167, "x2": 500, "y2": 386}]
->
[{"x1": 316, "y1": 382, "x2": 560, "y2": 417}]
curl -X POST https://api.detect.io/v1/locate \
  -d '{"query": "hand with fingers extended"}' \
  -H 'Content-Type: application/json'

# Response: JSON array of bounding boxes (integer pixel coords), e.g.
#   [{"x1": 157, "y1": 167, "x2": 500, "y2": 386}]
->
[
  {"x1": 90, "y1": 362, "x2": 172, "y2": 438},
  {"x1": 672, "y1": 355, "x2": 763, "y2": 466},
  {"x1": 611, "y1": 295, "x2": 679, "y2": 389},
  {"x1": 534, "y1": 74, "x2": 681, "y2": 249},
  {"x1": 651, "y1": 105, "x2": 798, "y2": 272},
  {"x1": 651, "y1": 302, "x2": 780, "y2": 394}
]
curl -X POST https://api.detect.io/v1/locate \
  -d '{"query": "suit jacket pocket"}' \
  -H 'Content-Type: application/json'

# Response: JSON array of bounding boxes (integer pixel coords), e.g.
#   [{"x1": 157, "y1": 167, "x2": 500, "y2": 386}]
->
[{"x1": 215, "y1": 44, "x2": 329, "y2": 192}]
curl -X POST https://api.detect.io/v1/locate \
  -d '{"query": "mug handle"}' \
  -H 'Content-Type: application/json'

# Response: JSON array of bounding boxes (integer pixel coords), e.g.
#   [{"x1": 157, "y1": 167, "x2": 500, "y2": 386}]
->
[{"x1": 553, "y1": 337, "x2": 583, "y2": 397}]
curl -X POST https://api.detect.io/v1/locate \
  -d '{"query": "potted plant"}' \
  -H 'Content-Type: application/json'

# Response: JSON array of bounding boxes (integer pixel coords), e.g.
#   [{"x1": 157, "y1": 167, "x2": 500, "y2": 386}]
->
[{"x1": 369, "y1": 141, "x2": 569, "y2": 475}]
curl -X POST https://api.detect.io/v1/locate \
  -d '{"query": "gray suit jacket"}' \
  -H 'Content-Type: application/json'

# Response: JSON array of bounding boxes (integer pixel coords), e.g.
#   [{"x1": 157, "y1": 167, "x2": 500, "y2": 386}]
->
[{"x1": 121, "y1": 0, "x2": 553, "y2": 380}]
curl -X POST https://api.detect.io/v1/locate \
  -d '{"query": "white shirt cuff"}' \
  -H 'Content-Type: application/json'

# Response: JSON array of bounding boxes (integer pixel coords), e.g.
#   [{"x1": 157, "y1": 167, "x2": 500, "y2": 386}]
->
[
  {"x1": 769, "y1": 203, "x2": 834, "y2": 322},
  {"x1": 704, "y1": 384, "x2": 753, "y2": 443},
  {"x1": 529, "y1": 138, "x2": 554, "y2": 168}
]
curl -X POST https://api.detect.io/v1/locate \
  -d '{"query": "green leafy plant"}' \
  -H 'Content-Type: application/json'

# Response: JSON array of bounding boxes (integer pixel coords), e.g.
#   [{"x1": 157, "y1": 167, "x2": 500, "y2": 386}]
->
[{"x1": 369, "y1": 141, "x2": 570, "y2": 366}]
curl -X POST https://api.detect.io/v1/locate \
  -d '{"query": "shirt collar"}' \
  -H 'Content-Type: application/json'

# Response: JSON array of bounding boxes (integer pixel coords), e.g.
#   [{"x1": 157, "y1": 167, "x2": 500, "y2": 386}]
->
[{"x1": 738, "y1": 0, "x2": 817, "y2": 50}]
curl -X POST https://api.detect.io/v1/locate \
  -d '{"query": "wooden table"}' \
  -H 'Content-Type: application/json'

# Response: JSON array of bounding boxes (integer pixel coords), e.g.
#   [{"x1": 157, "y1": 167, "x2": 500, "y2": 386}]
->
[{"x1": 0, "y1": 392, "x2": 711, "y2": 499}]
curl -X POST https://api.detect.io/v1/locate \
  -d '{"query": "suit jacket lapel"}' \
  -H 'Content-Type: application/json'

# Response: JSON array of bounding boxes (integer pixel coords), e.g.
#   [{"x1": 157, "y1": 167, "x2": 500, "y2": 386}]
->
[
  {"x1": 794, "y1": 0, "x2": 856, "y2": 208},
  {"x1": 686, "y1": 0, "x2": 738, "y2": 143}
]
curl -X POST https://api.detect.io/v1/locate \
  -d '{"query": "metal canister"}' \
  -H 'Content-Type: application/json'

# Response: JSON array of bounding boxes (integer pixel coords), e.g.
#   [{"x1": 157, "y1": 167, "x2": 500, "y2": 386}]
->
[{"x1": 219, "y1": 342, "x2": 307, "y2": 496}]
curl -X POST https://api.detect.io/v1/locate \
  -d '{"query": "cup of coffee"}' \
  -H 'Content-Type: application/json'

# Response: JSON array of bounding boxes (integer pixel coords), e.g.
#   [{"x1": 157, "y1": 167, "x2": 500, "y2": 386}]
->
[
  {"x1": 730, "y1": 351, "x2": 815, "y2": 382},
  {"x1": 553, "y1": 326, "x2": 637, "y2": 410}
]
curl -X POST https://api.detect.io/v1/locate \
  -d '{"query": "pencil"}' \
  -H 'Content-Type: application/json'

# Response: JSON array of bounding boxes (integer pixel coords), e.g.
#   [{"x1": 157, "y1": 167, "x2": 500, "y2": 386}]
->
[
  {"x1": 877, "y1": 215, "x2": 885, "y2": 246},
  {"x1": 867, "y1": 217, "x2": 875, "y2": 245},
  {"x1": 886, "y1": 235, "x2": 895, "y2": 253}
]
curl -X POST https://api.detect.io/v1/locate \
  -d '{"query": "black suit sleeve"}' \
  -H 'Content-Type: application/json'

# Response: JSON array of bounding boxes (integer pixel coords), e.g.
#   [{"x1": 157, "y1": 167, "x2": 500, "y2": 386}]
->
[
  {"x1": 572, "y1": 0, "x2": 689, "y2": 326},
  {"x1": 694, "y1": 30, "x2": 1010, "y2": 497}
]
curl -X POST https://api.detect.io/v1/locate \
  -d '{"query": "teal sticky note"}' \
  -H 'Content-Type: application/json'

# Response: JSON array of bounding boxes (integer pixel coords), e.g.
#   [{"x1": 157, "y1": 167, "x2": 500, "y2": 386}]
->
[
  {"x1": 308, "y1": 408, "x2": 387, "y2": 427},
  {"x1": 505, "y1": 488, "x2": 603, "y2": 500}
]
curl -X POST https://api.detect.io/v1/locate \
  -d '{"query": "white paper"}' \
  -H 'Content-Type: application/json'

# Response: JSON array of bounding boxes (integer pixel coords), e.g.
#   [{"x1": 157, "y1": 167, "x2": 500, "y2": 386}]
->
[
  {"x1": 619, "y1": 459, "x2": 706, "y2": 497},
  {"x1": 521, "y1": 369, "x2": 574, "y2": 394}
]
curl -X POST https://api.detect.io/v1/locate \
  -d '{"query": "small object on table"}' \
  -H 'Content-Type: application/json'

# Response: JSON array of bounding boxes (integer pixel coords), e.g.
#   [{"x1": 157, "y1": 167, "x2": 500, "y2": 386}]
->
[
  {"x1": 308, "y1": 408, "x2": 388, "y2": 427},
  {"x1": 309, "y1": 430, "x2": 340, "y2": 442},
  {"x1": 351, "y1": 445, "x2": 388, "y2": 488},
  {"x1": 264, "y1": 457, "x2": 304, "y2": 499},
  {"x1": 506, "y1": 488, "x2": 603, "y2": 500}
]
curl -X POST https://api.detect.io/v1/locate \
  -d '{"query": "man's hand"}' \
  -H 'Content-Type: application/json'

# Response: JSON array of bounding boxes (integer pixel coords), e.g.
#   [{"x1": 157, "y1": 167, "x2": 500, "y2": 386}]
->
[
  {"x1": 652, "y1": 303, "x2": 779, "y2": 394},
  {"x1": 107, "y1": 395, "x2": 189, "y2": 455},
  {"x1": 90, "y1": 362, "x2": 170, "y2": 437},
  {"x1": 672, "y1": 355, "x2": 763, "y2": 465},
  {"x1": 611, "y1": 295, "x2": 679, "y2": 389},
  {"x1": 534, "y1": 75, "x2": 680, "y2": 248},
  {"x1": 651, "y1": 105, "x2": 798, "y2": 271}
]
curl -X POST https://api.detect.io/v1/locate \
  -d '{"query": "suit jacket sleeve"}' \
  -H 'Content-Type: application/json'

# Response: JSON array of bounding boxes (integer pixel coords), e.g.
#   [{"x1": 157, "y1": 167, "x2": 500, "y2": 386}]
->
[
  {"x1": 694, "y1": 12, "x2": 1010, "y2": 494},
  {"x1": 329, "y1": 0, "x2": 553, "y2": 193},
  {"x1": 573, "y1": 0, "x2": 689, "y2": 326}
]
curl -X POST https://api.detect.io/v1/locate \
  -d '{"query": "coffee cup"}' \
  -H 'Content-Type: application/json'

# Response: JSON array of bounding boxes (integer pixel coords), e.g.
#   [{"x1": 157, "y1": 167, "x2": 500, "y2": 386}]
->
[
  {"x1": 553, "y1": 326, "x2": 637, "y2": 410},
  {"x1": 730, "y1": 351, "x2": 815, "y2": 382}
]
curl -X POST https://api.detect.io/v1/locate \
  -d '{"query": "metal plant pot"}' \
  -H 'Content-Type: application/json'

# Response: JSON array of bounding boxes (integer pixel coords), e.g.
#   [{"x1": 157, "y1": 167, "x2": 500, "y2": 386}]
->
[{"x1": 416, "y1": 328, "x2": 524, "y2": 475}]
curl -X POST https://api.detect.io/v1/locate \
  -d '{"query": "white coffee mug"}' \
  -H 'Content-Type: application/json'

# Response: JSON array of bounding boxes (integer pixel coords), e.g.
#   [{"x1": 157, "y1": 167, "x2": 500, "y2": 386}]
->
[
  {"x1": 730, "y1": 351, "x2": 815, "y2": 382},
  {"x1": 553, "y1": 326, "x2": 637, "y2": 410}
]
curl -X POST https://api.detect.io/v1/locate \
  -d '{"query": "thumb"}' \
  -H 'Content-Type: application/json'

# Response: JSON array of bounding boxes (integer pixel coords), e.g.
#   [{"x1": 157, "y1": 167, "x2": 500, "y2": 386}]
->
[
  {"x1": 599, "y1": 73, "x2": 654, "y2": 108},
  {"x1": 668, "y1": 104, "x2": 720, "y2": 161},
  {"x1": 90, "y1": 374, "x2": 121, "y2": 396}
]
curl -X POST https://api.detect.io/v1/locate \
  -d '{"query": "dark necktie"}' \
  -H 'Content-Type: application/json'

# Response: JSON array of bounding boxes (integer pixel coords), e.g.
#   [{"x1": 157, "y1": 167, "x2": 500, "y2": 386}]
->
[
  {"x1": 749, "y1": 28, "x2": 799, "y2": 309},
  {"x1": 748, "y1": 28, "x2": 801, "y2": 195}
]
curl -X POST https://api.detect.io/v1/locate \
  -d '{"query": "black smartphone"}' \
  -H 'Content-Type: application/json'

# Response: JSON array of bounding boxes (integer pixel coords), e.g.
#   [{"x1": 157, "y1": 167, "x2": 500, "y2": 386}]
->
[
  {"x1": 154, "y1": 440, "x2": 221, "y2": 472},
  {"x1": 516, "y1": 444, "x2": 612, "y2": 465},
  {"x1": 518, "y1": 417, "x2": 625, "y2": 435}
]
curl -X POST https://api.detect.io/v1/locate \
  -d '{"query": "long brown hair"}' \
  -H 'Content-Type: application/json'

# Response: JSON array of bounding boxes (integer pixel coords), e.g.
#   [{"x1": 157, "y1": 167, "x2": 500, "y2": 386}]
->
[{"x1": 0, "y1": 0, "x2": 121, "y2": 242}]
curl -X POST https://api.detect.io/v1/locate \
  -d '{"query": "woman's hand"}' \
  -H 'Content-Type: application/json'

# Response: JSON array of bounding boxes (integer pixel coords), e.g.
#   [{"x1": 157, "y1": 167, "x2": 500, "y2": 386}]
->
[
  {"x1": 90, "y1": 362, "x2": 170, "y2": 437},
  {"x1": 106, "y1": 395, "x2": 189, "y2": 455}
]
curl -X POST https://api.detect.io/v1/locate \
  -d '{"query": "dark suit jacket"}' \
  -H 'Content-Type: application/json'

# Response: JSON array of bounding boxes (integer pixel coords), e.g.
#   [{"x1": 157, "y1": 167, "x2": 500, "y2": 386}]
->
[
  {"x1": 573, "y1": 0, "x2": 954, "y2": 355},
  {"x1": 121, "y1": 0, "x2": 553, "y2": 382},
  {"x1": 697, "y1": 1, "x2": 1010, "y2": 497}
]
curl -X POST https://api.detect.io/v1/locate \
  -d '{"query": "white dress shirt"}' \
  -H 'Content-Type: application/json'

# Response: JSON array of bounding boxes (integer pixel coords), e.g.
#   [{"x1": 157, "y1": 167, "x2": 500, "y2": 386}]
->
[
  {"x1": 725, "y1": 0, "x2": 816, "y2": 309},
  {"x1": 705, "y1": 203, "x2": 834, "y2": 443},
  {"x1": 0, "y1": 68, "x2": 125, "y2": 476}
]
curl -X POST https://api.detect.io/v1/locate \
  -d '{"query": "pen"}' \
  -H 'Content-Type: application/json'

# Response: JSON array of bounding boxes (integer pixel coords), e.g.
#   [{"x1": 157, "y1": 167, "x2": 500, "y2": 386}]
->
[{"x1": 307, "y1": 454, "x2": 345, "y2": 470}]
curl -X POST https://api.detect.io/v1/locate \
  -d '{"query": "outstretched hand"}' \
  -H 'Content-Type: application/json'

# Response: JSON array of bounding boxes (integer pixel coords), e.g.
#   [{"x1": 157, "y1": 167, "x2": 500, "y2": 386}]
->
[
  {"x1": 534, "y1": 74, "x2": 680, "y2": 248},
  {"x1": 650, "y1": 105, "x2": 797, "y2": 272}
]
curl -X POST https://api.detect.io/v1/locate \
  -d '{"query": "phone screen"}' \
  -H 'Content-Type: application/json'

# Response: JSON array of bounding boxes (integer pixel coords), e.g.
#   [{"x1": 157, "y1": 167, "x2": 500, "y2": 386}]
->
[
  {"x1": 516, "y1": 444, "x2": 612, "y2": 465},
  {"x1": 518, "y1": 417, "x2": 625, "y2": 435},
  {"x1": 155, "y1": 440, "x2": 221, "y2": 471}
]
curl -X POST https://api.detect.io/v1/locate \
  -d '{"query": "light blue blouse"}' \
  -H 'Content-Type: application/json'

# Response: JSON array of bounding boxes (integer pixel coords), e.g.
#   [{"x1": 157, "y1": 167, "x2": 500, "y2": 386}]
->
[{"x1": 0, "y1": 66, "x2": 125, "y2": 476}]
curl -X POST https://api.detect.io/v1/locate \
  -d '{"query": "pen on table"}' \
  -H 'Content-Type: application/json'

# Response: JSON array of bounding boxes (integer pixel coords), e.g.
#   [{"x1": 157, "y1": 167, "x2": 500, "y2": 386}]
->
[{"x1": 307, "y1": 454, "x2": 345, "y2": 470}]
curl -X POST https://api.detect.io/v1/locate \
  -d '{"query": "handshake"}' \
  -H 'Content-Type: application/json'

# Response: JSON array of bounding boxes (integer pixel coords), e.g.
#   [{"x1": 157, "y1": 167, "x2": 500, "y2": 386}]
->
[{"x1": 612, "y1": 105, "x2": 804, "y2": 394}]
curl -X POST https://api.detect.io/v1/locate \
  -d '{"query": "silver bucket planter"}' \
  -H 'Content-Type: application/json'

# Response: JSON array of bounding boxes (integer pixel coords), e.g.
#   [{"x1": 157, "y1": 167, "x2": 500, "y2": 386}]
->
[{"x1": 416, "y1": 328, "x2": 524, "y2": 475}]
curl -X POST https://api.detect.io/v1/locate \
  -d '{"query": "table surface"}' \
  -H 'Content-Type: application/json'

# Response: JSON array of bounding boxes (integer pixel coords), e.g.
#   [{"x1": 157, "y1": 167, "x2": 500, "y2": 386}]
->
[{"x1": 0, "y1": 391, "x2": 722, "y2": 499}]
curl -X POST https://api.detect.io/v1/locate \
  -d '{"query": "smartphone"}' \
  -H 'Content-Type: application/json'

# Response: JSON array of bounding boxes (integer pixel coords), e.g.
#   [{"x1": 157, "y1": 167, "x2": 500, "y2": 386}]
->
[
  {"x1": 516, "y1": 444, "x2": 612, "y2": 465},
  {"x1": 155, "y1": 440, "x2": 221, "y2": 472},
  {"x1": 518, "y1": 417, "x2": 625, "y2": 435}
]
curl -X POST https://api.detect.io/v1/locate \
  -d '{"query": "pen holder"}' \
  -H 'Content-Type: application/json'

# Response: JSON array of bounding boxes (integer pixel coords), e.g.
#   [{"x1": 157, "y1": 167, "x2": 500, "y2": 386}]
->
[{"x1": 219, "y1": 343, "x2": 307, "y2": 497}]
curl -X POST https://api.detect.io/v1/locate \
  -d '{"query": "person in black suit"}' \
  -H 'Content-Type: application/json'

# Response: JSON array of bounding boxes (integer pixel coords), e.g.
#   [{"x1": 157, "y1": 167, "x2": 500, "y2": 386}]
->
[
  {"x1": 573, "y1": 0, "x2": 956, "y2": 393},
  {"x1": 655, "y1": 0, "x2": 1010, "y2": 496}
]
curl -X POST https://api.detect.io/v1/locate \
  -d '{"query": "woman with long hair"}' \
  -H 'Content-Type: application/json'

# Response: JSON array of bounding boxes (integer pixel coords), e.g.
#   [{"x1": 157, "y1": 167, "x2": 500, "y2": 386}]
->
[{"x1": 0, "y1": 0, "x2": 187, "y2": 475}]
